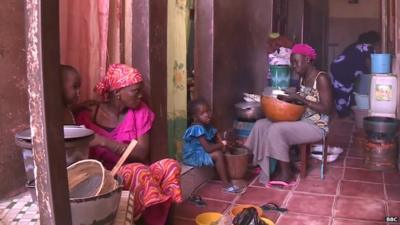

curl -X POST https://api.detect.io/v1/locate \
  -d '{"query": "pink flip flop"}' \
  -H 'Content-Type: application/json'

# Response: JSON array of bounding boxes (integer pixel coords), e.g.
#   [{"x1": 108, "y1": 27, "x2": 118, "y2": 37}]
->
[{"x1": 267, "y1": 180, "x2": 297, "y2": 188}]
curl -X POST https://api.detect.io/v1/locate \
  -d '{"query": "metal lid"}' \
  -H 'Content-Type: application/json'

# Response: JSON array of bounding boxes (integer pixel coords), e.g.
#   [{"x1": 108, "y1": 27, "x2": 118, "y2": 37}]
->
[{"x1": 15, "y1": 125, "x2": 95, "y2": 140}]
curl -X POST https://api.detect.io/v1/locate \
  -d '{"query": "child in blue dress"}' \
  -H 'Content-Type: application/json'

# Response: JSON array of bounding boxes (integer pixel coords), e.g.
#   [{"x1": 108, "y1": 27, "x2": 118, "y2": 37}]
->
[{"x1": 183, "y1": 99, "x2": 240, "y2": 193}]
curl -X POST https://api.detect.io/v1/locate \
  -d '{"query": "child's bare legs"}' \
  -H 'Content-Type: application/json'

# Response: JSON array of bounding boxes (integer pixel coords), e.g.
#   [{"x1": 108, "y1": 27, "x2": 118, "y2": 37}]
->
[
  {"x1": 210, "y1": 151, "x2": 241, "y2": 193},
  {"x1": 210, "y1": 151, "x2": 230, "y2": 186}
]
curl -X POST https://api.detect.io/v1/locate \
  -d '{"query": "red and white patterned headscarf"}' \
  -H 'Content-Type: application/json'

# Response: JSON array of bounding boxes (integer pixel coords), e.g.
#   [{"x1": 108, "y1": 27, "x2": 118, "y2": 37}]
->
[{"x1": 95, "y1": 64, "x2": 143, "y2": 98}]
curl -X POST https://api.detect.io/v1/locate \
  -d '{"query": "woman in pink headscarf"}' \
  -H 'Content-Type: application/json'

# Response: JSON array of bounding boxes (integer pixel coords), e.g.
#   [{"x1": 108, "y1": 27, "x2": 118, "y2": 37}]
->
[
  {"x1": 76, "y1": 64, "x2": 182, "y2": 225},
  {"x1": 244, "y1": 44, "x2": 333, "y2": 186}
]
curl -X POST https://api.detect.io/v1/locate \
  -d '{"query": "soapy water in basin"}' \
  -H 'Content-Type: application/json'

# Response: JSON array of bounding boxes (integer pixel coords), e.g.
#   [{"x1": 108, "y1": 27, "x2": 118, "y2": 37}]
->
[{"x1": 70, "y1": 175, "x2": 103, "y2": 198}]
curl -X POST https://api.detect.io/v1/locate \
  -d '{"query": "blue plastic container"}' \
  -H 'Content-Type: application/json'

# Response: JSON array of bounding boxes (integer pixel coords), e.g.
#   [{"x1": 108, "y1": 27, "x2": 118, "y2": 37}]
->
[{"x1": 371, "y1": 54, "x2": 391, "y2": 74}]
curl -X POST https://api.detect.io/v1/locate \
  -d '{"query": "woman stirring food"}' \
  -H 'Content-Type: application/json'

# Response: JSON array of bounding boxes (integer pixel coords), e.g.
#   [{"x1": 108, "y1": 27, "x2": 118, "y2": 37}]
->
[
  {"x1": 244, "y1": 44, "x2": 333, "y2": 186},
  {"x1": 76, "y1": 64, "x2": 182, "y2": 225}
]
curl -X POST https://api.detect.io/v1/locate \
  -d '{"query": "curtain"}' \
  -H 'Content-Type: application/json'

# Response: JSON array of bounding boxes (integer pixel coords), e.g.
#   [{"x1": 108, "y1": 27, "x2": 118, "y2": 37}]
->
[
  {"x1": 60, "y1": 0, "x2": 109, "y2": 100},
  {"x1": 60, "y1": 0, "x2": 131, "y2": 100},
  {"x1": 167, "y1": 0, "x2": 191, "y2": 159}
]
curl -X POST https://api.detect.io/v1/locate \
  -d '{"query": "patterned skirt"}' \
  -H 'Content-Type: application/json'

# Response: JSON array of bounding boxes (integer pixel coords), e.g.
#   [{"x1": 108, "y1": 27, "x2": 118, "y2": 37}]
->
[{"x1": 118, "y1": 158, "x2": 183, "y2": 220}]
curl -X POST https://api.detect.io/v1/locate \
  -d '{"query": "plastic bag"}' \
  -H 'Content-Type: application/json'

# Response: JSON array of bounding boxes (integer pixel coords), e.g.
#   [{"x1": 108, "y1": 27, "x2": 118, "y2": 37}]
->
[{"x1": 232, "y1": 207, "x2": 266, "y2": 225}]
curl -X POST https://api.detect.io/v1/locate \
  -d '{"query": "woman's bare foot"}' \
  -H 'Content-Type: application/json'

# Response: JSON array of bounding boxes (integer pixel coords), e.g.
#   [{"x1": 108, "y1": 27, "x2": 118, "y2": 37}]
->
[{"x1": 271, "y1": 161, "x2": 294, "y2": 183}]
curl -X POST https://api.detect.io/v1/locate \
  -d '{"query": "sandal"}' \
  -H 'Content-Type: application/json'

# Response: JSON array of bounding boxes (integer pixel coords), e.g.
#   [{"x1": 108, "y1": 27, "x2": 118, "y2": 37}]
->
[
  {"x1": 223, "y1": 185, "x2": 242, "y2": 194},
  {"x1": 261, "y1": 203, "x2": 288, "y2": 213},
  {"x1": 188, "y1": 194, "x2": 206, "y2": 207},
  {"x1": 266, "y1": 179, "x2": 298, "y2": 189}
]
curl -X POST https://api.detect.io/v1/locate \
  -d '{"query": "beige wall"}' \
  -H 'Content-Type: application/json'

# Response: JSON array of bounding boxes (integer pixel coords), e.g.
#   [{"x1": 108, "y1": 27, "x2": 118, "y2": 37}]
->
[
  {"x1": 328, "y1": 0, "x2": 381, "y2": 71},
  {"x1": 329, "y1": 0, "x2": 380, "y2": 18}
]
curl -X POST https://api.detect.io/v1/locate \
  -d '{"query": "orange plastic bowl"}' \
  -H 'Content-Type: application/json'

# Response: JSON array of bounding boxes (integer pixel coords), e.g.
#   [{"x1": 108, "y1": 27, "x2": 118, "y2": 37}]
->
[
  {"x1": 261, "y1": 95, "x2": 305, "y2": 122},
  {"x1": 195, "y1": 212, "x2": 223, "y2": 225},
  {"x1": 260, "y1": 217, "x2": 275, "y2": 225},
  {"x1": 230, "y1": 204, "x2": 263, "y2": 218}
]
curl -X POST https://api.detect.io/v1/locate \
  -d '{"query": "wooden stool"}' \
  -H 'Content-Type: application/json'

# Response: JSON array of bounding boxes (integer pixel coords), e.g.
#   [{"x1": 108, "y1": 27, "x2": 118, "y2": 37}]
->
[{"x1": 299, "y1": 136, "x2": 328, "y2": 179}]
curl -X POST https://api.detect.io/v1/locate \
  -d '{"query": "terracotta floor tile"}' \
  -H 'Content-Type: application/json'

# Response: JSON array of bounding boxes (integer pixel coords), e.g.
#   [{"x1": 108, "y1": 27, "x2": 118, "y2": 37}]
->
[
  {"x1": 307, "y1": 166, "x2": 344, "y2": 180},
  {"x1": 346, "y1": 157, "x2": 367, "y2": 169},
  {"x1": 236, "y1": 187, "x2": 288, "y2": 206},
  {"x1": 275, "y1": 213, "x2": 331, "y2": 225},
  {"x1": 328, "y1": 132, "x2": 353, "y2": 140},
  {"x1": 250, "y1": 177, "x2": 267, "y2": 188},
  {"x1": 328, "y1": 140, "x2": 350, "y2": 148},
  {"x1": 330, "y1": 123, "x2": 354, "y2": 132},
  {"x1": 172, "y1": 198, "x2": 230, "y2": 220},
  {"x1": 170, "y1": 217, "x2": 196, "y2": 225},
  {"x1": 384, "y1": 172, "x2": 400, "y2": 185},
  {"x1": 251, "y1": 177, "x2": 297, "y2": 191},
  {"x1": 344, "y1": 168, "x2": 383, "y2": 183},
  {"x1": 334, "y1": 196, "x2": 386, "y2": 221},
  {"x1": 328, "y1": 155, "x2": 346, "y2": 168},
  {"x1": 347, "y1": 146, "x2": 365, "y2": 158},
  {"x1": 295, "y1": 177, "x2": 338, "y2": 195},
  {"x1": 332, "y1": 218, "x2": 387, "y2": 225},
  {"x1": 386, "y1": 184, "x2": 400, "y2": 201},
  {"x1": 195, "y1": 181, "x2": 237, "y2": 202},
  {"x1": 328, "y1": 137, "x2": 352, "y2": 146},
  {"x1": 262, "y1": 210, "x2": 281, "y2": 223},
  {"x1": 388, "y1": 201, "x2": 400, "y2": 216},
  {"x1": 286, "y1": 193, "x2": 334, "y2": 216},
  {"x1": 340, "y1": 180, "x2": 385, "y2": 200}
]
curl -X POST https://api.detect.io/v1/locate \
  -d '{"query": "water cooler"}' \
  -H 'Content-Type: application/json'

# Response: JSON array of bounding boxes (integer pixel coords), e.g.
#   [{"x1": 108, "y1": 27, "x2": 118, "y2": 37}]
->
[
  {"x1": 365, "y1": 53, "x2": 399, "y2": 172},
  {"x1": 369, "y1": 54, "x2": 398, "y2": 118}
]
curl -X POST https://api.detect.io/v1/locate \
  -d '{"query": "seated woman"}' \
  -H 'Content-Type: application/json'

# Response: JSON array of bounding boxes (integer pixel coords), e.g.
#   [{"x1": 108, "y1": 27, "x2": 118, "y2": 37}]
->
[
  {"x1": 76, "y1": 64, "x2": 182, "y2": 224},
  {"x1": 245, "y1": 44, "x2": 333, "y2": 186}
]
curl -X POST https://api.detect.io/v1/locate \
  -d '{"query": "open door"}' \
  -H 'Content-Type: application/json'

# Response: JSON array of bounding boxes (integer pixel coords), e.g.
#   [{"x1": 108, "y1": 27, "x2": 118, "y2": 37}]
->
[{"x1": 303, "y1": 0, "x2": 329, "y2": 70}]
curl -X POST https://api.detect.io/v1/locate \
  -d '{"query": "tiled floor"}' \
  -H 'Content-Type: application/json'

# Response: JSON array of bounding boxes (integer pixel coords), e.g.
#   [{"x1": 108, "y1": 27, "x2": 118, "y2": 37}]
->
[
  {"x1": 172, "y1": 118, "x2": 400, "y2": 225},
  {"x1": 1, "y1": 118, "x2": 399, "y2": 225},
  {"x1": 0, "y1": 191, "x2": 134, "y2": 225}
]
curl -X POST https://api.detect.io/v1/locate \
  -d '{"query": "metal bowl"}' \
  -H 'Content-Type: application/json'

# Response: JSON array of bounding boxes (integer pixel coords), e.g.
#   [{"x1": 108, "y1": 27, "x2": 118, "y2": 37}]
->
[{"x1": 234, "y1": 102, "x2": 264, "y2": 122}]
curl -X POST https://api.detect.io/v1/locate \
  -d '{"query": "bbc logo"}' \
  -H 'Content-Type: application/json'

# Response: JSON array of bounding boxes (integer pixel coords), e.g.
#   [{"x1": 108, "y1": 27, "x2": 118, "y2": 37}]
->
[{"x1": 386, "y1": 216, "x2": 399, "y2": 223}]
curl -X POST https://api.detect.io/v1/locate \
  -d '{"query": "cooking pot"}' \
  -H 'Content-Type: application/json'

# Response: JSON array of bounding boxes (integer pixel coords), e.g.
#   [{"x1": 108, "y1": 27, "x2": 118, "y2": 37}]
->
[
  {"x1": 363, "y1": 116, "x2": 399, "y2": 139},
  {"x1": 15, "y1": 125, "x2": 95, "y2": 183},
  {"x1": 234, "y1": 102, "x2": 264, "y2": 122}
]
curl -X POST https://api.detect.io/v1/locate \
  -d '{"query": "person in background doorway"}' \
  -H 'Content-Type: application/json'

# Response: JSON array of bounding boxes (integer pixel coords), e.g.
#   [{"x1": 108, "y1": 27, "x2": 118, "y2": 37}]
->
[{"x1": 330, "y1": 31, "x2": 381, "y2": 118}]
